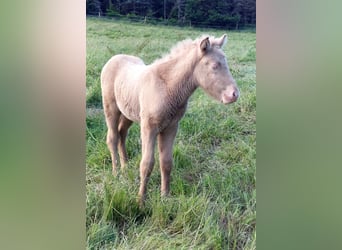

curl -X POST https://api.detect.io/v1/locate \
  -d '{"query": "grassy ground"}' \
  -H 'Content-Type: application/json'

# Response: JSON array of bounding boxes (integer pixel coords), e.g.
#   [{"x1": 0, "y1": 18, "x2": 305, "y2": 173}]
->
[{"x1": 86, "y1": 17, "x2": 256, "y2": 249}]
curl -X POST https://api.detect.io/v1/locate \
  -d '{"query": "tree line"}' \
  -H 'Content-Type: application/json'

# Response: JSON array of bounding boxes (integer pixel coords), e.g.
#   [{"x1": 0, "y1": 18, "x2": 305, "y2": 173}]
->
[{"x1": 86, "y1": 0, "x2": 256, "y2": 29}]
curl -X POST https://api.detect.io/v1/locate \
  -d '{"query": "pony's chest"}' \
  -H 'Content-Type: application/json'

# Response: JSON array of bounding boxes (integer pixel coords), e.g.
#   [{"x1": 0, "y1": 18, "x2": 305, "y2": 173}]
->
[{"x1": 154, "y1": 103, "x2": 188, "y2": 131}]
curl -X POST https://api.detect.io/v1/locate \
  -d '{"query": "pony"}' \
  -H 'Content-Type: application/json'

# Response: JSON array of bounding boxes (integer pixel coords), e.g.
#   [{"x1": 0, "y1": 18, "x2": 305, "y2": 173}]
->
[{"x1": 101, "y1": 34, "x2": 239, "y2": 204}]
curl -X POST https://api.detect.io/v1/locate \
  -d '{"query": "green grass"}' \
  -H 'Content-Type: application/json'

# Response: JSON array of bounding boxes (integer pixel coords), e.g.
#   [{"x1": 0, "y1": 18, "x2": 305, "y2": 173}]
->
[{"x1": 86, "y1": 17, "x2": 256, "y2": 249}]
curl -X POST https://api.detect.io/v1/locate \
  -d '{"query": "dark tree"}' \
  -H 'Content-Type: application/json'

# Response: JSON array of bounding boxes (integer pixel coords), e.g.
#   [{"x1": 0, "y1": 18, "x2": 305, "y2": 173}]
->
[
  {"x1": 87, "y1": 0, "x2": 256, "y2": 29},
  {"x1": 86, "y1": 0, "x2": 101, "y2": 15}
]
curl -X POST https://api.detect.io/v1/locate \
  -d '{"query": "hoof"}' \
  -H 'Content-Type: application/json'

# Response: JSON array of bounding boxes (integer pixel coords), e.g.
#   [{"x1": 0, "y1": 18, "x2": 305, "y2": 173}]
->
[
  {"x1": 138, "y1": 194, "x2": 146, "y2": 208},
  {"x1": 138, "y1": 198, "x2": 145, "y2": 208},
  {"x1": 112, "y1": 169, "x2": 118, "y2": 177},
  {"x1": 161, "y1": 191, "x2": 170, "y2": 197}
]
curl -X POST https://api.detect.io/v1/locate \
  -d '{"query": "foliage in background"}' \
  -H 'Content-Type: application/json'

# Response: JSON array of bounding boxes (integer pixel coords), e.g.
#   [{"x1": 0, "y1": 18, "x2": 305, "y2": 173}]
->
[
  {"x1": 86, "y1": 17, "x2": 256, "y2": 249},
  {"x1": 86, "y1": 0, "x2": 256, "y2": 29}
]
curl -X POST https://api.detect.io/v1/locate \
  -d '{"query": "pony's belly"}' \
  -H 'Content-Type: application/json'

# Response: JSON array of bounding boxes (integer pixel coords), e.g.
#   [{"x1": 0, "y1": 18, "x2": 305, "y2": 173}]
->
[
  {"x1": 114, "y1": 66, "x2": 144, "y2": 123},
  {"x1": 115, "y1": 98, "x2": 140, "y2": 122}
]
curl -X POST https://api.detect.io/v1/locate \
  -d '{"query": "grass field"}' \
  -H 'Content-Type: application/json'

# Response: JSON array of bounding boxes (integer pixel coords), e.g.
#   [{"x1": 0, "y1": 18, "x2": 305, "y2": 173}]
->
[{"x1": 86, "y1": 17, "x2": 256, "y2": 249}]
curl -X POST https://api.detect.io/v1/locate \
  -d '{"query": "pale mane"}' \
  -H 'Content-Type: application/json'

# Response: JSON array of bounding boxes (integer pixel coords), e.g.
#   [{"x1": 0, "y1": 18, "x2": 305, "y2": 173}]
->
[{"x1": 153, "y1": 35, "x2": 214, "y2": 65}]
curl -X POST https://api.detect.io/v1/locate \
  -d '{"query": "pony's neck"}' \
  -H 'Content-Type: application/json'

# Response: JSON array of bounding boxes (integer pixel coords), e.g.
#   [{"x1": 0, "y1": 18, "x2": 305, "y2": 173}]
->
[{"x1": 158, "y1": 50, "x2": 199, "y2": 109}]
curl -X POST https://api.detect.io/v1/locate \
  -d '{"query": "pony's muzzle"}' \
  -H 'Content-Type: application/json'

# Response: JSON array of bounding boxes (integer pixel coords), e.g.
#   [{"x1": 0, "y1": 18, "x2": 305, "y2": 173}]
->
[{"x1": 222, "y1": 88, "x2": 239, "y2": 104}]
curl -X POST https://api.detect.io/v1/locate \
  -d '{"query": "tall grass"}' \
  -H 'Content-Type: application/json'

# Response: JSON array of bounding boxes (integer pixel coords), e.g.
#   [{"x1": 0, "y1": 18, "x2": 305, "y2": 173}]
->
[{"x1": 86, "y1": 17, "x2": 256, "y2": 249}]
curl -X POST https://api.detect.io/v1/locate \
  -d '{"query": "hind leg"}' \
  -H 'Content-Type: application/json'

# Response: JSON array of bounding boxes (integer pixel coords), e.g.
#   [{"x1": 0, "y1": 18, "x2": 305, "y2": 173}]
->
[
  {"x1": 103, "y1": 101, "x2": 121, "y2": 175},
  {"x1": 118, "y1": 115, "x2": 133, "y2": 170}
]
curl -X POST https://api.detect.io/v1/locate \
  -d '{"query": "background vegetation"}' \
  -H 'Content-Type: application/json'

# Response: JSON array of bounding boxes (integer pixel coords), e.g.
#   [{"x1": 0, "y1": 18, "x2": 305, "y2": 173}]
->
[
  {"x1": 86, "y1": 0, "x2": 256, "y2": 29},
  {"x1": 86, "y1": 17, "x2": 256, "y2": 249}
]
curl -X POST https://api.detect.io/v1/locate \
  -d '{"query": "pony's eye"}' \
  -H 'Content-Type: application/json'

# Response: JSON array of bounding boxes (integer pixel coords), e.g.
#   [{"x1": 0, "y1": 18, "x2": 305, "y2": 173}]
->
[{"x1": 213, "y1": 62, "x2": 220, "y2": 70}]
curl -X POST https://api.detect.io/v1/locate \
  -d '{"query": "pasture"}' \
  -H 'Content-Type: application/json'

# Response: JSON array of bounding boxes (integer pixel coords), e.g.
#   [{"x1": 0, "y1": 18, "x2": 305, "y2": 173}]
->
[{"x1": 86, "y1": 17, "x2": 256, "y2": 249}]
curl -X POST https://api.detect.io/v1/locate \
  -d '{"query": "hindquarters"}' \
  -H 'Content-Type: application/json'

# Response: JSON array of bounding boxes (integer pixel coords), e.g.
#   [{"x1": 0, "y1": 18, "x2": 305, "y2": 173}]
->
[
  {"x1": 101, "y1": 56, "x2": 121, "y2": 174},
  {"x1": 102, "y1": 55, "x2": 145, "y2": 123},
  {"x1": 101, "y1": 55, "x2": 141, "y2": 174},
  {"x1": 101, "y1": 54, "x2": 143, "y2": 106},
  {"x1": 101, "y1": 55, "x2": 121, "y2": 114},
  {"x1": 101, "y1": 54, "x2": 146, "y2": 123}
]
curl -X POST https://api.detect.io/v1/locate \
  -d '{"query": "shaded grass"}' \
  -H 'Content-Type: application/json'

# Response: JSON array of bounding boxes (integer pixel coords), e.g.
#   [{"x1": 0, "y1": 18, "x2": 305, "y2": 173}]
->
[{"x1": 87, "y1": 17, "x2": 256, "y2": 249}]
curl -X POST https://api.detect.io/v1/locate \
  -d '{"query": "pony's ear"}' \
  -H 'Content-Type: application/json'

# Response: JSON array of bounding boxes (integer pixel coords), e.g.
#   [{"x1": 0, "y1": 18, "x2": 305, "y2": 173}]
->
[
  {"x1": 200, "y1": 37, "x2": 210, "y2": 52},
  {"x1": 216, "y1": 34, "x2": 228, "y2": 48}
]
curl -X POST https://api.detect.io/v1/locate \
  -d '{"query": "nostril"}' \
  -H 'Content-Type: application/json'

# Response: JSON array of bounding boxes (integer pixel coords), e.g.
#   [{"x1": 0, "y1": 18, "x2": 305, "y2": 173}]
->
[{"x1": 232, "y1": 91, "x2": 237, "y2": 97}]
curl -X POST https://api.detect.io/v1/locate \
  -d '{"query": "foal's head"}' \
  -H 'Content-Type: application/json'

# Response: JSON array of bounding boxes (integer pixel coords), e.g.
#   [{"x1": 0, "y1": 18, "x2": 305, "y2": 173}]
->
[{"x1": 193, "y1": 35, "x2": 239, "y2": 104}]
